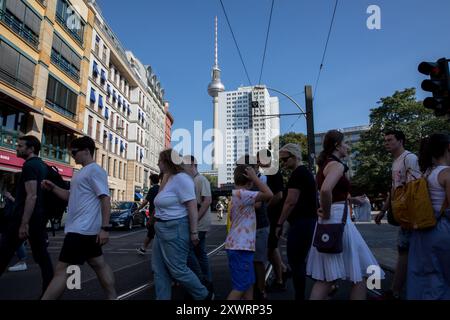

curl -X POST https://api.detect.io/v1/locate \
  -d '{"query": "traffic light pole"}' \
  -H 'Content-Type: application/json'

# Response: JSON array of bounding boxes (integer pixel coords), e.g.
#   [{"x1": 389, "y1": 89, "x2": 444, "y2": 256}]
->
[{"x1": 305, "y1": 85, "x2": 315, "y2": 174}]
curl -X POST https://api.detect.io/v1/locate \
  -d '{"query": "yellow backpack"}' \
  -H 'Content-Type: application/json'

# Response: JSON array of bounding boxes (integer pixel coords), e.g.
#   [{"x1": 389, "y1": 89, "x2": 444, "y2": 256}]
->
[{"x1": 392, "y1": 170, "x2": 436, "y2": 230}]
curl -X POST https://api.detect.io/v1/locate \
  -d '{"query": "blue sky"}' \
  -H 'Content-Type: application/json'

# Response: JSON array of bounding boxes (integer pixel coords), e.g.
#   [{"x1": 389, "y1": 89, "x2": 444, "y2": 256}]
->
[{"x1": 96, "y1": 0, "x2": 450, "y2": 137}]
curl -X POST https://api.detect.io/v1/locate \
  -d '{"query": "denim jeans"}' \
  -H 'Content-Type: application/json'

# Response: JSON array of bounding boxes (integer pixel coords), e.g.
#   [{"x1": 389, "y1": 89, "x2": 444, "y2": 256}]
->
[
  {"x1": 187, "y1": 231, "x2": 212, "y2": 283},
  {"x1": 152, "y1": 216, "x2": 208, "y2": 300}
]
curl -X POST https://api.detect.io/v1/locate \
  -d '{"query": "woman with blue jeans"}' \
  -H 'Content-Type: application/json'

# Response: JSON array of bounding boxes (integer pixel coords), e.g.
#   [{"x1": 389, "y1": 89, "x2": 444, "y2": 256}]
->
[
  {"x1": 152, "y1": 149, "x2": 211, "y2": 300},
  {"x1": 407, "y1": 134, "x2": 450, "y2": 299}
]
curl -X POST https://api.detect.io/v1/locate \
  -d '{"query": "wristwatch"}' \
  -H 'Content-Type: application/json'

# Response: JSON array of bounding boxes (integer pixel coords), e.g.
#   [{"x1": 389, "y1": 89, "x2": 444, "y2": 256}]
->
[{"x1": 101, "y1": 225, "x2": 111, "y2": 231}]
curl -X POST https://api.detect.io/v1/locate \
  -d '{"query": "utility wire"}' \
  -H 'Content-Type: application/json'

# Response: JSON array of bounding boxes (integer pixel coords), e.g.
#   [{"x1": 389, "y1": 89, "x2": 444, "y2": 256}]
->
[
  {"x1": 288, "y1": 0, "x2": 339, "y2": 133},
  {"x1": 313, "y1": 0, "x2": 339, "y2": 100},
  {"x1": 219, "y1": 0, "x2": 252, "y2": 85},
  {"x1": 258, "y1": 0, "x2": 275, "y2": 85}
]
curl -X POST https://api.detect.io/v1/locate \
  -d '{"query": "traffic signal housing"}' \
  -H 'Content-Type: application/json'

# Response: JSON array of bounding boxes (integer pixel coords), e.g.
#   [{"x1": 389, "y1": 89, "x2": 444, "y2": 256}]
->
[{"x1": 418, "y1": 58, "x2": 450, "y2": 116}]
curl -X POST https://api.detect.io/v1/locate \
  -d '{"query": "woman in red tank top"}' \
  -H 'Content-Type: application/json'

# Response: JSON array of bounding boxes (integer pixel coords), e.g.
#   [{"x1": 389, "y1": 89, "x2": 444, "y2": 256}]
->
[{"x1": 306, "y1": 130, "x2": 384, "y2": 300}]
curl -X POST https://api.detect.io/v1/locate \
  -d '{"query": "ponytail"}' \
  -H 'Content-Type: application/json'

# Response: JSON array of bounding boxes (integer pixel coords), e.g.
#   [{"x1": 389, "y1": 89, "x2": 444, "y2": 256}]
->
[{"x1": 317, "y1": 130, "x2": 344, "y2": 167}]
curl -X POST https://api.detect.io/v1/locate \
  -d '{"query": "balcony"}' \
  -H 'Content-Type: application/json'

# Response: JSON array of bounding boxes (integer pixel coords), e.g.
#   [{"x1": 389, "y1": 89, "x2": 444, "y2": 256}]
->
[
  {"x1": 0, "y1": 9, "x2": 39, "y2": 49},
  {"x1": 41, "y1": 144, "x2": 70, "y2": 163},
  {"x1": 45, "y1": 100, "x2": 76, "y2": 119},
  {"x1": 0, "y1": 127, "x2": 20, "y2": 151},
  {"x1": 0, "y1": 66, "x2": 33, "y2": 96},
  {"x1": 41, "y1": 143, "x2": 69, "y2": 164},
  {"x1": 55, "y1": 12, "x2": 83, "y2": 46},
  {"x1": 50, "y1": 50, "x2": 80, "y2": 81}
]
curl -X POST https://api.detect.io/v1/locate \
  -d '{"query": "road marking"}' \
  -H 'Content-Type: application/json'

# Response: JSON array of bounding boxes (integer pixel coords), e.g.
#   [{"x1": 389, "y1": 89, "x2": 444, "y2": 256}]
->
[{"x1": 117, "y1": 242, "x2": 225, "y2": 300}]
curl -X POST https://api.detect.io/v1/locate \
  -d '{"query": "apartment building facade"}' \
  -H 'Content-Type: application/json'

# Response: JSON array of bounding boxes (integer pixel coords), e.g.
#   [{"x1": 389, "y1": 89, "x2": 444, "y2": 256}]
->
[
  {"x1": 0, "y1": 0, "x2": 169, "y2": 201},
  {"x1": 0, "y1": 0, "x2": 93, "y2": 192}
]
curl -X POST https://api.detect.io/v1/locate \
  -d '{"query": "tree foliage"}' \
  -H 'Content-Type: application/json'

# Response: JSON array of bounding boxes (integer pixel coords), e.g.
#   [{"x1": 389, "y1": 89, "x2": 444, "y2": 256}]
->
[{"x1": 352, "y1": 88, "x2": 450, "y2": 197}]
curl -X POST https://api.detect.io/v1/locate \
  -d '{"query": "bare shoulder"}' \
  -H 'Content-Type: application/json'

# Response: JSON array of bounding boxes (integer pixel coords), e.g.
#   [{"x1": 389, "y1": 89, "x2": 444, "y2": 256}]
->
[
  {"x1": 323, "y1": 160, "x2": 344, "y2": 176},
  {"x1": 438, "y1": 167, "x2": 450, "y2": 186}
]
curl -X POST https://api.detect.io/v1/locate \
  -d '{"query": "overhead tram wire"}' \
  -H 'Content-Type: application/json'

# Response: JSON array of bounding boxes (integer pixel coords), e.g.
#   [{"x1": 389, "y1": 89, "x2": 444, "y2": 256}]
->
[
  {"x1": 258, "y1": 0, "x2": 275, "y2": 85},
  {"x1": 288, "y1": 0, "x2": 339, "y2": 132},
  {"x1": 313, "y1": 0, "x2": 339, "y2": 100},
  {"x1": 219, "y1": 0, "x2": 252, "y2": 86}
]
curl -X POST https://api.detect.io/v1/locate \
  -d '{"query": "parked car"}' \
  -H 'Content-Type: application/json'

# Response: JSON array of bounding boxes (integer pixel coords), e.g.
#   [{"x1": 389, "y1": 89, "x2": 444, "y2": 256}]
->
[{"x1": 109, "y1": 201, "x2": 147, "y2": 230}]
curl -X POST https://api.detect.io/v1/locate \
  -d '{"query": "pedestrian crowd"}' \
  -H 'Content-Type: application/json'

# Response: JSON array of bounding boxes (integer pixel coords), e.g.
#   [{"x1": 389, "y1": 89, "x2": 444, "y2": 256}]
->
[{"x1": 0, "y1": 129, "x2": 449, "y2": 300}]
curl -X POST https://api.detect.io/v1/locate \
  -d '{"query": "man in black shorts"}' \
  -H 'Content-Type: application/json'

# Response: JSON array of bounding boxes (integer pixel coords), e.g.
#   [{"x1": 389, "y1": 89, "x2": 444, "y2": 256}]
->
[
  {"x1": 41, "y1": 136, "x2": 116, "y2": 299},
  {"x1": 135, "y1": 174, "x2": 160, "y2": 255}
]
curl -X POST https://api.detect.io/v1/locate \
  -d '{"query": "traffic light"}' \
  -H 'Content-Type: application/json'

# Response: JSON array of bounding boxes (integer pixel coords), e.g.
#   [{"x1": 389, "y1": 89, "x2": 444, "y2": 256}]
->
[{"x1": 418, "y1": 57, "x2": 450, "y2": 116}]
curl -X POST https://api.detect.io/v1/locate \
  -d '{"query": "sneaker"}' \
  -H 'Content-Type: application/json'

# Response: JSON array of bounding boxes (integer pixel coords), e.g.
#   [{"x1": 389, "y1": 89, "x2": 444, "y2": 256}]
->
[
  {"x1": 136, "y1": 247, "x2": 146, "y2": 255},
  {"x1": 8, "y1": 262, "x2": 27, "y2": 272}
]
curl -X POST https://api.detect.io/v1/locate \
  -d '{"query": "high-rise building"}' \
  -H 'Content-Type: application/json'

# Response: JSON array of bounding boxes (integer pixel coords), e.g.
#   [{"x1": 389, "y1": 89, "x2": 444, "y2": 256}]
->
[{"x1": 217, "y1": 86, "x2": 280, "y2": 186}]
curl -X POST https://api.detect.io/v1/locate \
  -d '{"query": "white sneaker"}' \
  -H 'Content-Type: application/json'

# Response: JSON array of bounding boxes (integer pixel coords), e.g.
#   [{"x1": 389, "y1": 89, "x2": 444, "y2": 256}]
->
[{"x1": 8, "y1": 262, "x2": 27, "y2": 272}]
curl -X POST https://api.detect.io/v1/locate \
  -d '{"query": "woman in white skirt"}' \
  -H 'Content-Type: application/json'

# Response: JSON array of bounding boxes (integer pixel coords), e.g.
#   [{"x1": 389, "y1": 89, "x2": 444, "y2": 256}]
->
[{"x1": 307, "y1": 130, "x2": 385, "y2": 300}]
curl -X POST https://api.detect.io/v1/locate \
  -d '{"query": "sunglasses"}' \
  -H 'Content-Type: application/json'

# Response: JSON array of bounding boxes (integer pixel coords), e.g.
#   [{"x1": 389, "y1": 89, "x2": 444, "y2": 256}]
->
[
  {"x1": 70, "y1": 149, "x2": 81, "y2": 157},
  {"x1": 280, "y1": 155, "x2": 292, "y2": 162}
]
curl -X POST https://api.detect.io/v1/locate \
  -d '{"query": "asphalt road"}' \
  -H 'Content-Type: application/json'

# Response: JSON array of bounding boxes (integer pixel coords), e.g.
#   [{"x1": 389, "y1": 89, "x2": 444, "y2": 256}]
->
[{"x1": 0, "y1": 213, "x2": 396, "y2": 300}]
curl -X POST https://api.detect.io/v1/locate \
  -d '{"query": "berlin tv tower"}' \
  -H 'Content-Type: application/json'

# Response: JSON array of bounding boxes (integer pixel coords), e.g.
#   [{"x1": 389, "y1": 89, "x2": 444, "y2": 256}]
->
[{"x1": 207, "y1": 16, "x2": 225, "y2": 171}]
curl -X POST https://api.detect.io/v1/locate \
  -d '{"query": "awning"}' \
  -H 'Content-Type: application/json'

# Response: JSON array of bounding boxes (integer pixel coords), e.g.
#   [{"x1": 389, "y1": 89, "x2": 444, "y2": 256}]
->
[
  {"x1": 0, "y1": 87, "x2": 44, "y2": 115},
  {"x1": 135, "y1": 192, "x2": 143, "y2": 200},
  {"x1": 44, "y1": 118, "x2": 84, "y2": 135}
]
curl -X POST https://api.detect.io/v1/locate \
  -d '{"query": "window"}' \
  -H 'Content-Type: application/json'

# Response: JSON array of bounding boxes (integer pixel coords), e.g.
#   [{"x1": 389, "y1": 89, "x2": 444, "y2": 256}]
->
[
  {"x1": 46, "y1": 75, "x2": 77, "y2": 118},
  {"x1": 123, "y1": 164, "x2": 127, "y2": 180},
  {"x1": 2, "y1": 0, "x2": 41, "y2": 48},
  {"x1": 113, "y1": 159, "x2": 116, "y2": 177},
  {"x1": 55, "y1": 0, "x2": 85, "y2": 45},
  {"x1": 96, "y1": 121, "x2": 101, "y2": 141},
  {"x1": 87, "y1": 115, "x2": 93, "y2": 136},
  {"x1": 94, "y1": 35, "x2": 99, "y2": 55},
  {"x1": 50, "y1": 33, "x2": 80, "y2": 81},
  {"x1": 108, "y1": 156, "x2": 111, "y2": 176},
  {"x1": 42, "y1": 123, "x2": 70, "y2": 163},
  {"x1": 102, "y1": 45, "x2": 107, "y2": 63},
  {"x1": 0, "y1": 40, "x2": 35, "y2": 95},
  {"x1": 0, "y1": 106, "x2": 27, "y2": 150},
  {"x1": 101, "y1": 154, "x2": 105, "y2": 169}
]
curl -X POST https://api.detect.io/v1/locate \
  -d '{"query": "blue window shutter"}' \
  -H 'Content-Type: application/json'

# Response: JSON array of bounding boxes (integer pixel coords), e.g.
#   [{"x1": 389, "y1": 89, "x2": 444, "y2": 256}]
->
[
  {"x1": 118, "y1": 96, "x2": 122, "y2": 106},
  {"x1": 98, "y1": 95, "x2": 104, "y2": 108},
  {"x1": 93, "y1": 61, "x2": 99, "y2": 76},
  {"x1": 107, "y1": 84, "x2": 111, "y2": 95},
  {"x1": 100, "y1": 69, "x2": 106, "y2": 82},
  {"x1": 115, "y1": 137, "x2": 118, "y2": 144},
  {"x1": 105, "y1": 107, "x2": 109, "y2": 119},
  {"x1": 90, "y1": 88, "x2": 96, "y2": 103},
  {"x1": 109, "y1": 133, "x2": 113, "y2": 141},
  {"x1": 113, "y1": 90, "x2": 117, "y2": 101}
]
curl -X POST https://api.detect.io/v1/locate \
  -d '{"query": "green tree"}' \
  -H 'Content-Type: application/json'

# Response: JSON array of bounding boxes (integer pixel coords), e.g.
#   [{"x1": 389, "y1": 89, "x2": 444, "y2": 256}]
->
[
  {"x1": 203, "y1": 174, "x2": 218, "y2": 189},
  {"x1": 352, "y1": 88, "x2": 450, "y2": 198},
  {"x1": 277, "y1": 132, "x2": 308, "y2": 161}
]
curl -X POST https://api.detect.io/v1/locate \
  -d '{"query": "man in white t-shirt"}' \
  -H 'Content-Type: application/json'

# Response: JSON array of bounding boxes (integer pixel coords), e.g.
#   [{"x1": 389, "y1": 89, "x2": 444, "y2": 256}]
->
[
  {"x1": 183, "y1": 155, "x2": 213, "y2": 289},
  {"x1": 375, "y1": 130, "x2": 421, "y2": 300},
  {"x1": 41, "y1": 136, "x2": 117, "y2": 300}
]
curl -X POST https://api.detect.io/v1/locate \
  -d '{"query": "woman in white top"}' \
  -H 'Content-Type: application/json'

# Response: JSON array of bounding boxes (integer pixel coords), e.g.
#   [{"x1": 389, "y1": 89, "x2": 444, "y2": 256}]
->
[
  {"x1": 151, "y1": 149, "x2": 210, "y2": 300},
  {"x1": 407, "y1": 133, "x2": 450, "y2": 299}
]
